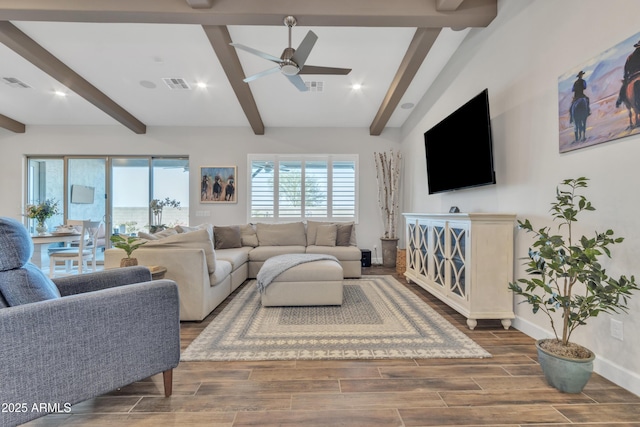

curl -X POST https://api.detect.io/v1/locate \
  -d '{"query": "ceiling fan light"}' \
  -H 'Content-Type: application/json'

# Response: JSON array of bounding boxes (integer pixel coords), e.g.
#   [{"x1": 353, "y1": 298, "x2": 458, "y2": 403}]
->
[{"x1": 281, "y1": 64, "x2": 299, "y2": 76}]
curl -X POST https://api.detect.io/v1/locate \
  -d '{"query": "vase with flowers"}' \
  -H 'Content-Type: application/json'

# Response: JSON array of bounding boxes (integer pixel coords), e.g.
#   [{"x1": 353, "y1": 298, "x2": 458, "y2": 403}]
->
[{"x1": 25, "y1": 199, "x2": 60, "y2": 235}]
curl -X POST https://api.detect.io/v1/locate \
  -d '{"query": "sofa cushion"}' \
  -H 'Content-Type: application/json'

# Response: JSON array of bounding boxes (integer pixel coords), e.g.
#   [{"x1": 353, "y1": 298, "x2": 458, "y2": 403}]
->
[
  {"x1": 214, "y1": 225, "x2": 242, "y2": 249},
  {"x1": 248, "y1": 245, "x2": 306, "y2": 262},
  {"x1": 315, "y1": 224, "x2": 337, "y2": 247},
  {"x1": 306, "y1": 245, "x2": 363, "y2": 261},
  {"x1": 0, "y1": 217, "x2": 33, "y2": 271},
  {"x1": 240, "y1": 224, "x2": 259, "y2": 247},
  {"x1": 0, "y1": 217, "x2": 61, "y2": 306},
  {"x1": 256, "y1": 222, "x2": 306, "y2": 246},
  {"x1": 216, "y1": 247, "x2": 251, "y2": 270},
  {"x1": 143, "y1": 228, "x2": 216, "y2": 274},
  {"x1": 209, "y1": 260, "x2": 232, "y2": 287},
  {"x1": 0, "y1": 263, "x2": 62, "y2": 306}
]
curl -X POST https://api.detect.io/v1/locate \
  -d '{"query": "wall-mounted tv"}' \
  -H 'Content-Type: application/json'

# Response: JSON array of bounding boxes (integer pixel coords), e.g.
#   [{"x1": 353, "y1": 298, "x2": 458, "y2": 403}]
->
[
  {"x1": 71, "y1": 184, "x2": 95, "y2": 204},
  {"x1": 424, "y1": 89, "x2": 496, "y2": 195}
]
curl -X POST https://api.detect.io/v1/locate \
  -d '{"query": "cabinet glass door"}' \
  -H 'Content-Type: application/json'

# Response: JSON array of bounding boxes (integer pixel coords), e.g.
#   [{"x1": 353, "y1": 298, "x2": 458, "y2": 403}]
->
[
  {"x1": 448, "y1": 224, "x2": 467, "y2": 298},
  {"x1": 417, "y1": 223, "x2": 429, "y2": 276},
  {"x1": 431, "y1": 223, "x2": 447, "y2": 288}
]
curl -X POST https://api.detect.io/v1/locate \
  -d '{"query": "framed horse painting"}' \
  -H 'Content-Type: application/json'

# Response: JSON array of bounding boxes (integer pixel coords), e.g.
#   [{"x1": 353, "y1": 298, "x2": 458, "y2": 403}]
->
[
  {"x1": 200, "y1": 166, "x2": 237, "y2": 204},
  {"x1": 558, "y1": 30, "x2": 640, "y2": 153}
]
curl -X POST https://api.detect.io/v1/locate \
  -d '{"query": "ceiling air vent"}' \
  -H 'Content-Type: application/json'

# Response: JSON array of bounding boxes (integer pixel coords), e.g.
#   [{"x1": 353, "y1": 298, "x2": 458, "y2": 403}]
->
[
  {"x1": 304, "y1": 81, "x2": 324, "y2": 92},
  {"x1": 2, "y1": 77, "x2": 31, "y2": 88},
  {"x1": 162, "y1": 78, "x2": 191, "y2": 90}
]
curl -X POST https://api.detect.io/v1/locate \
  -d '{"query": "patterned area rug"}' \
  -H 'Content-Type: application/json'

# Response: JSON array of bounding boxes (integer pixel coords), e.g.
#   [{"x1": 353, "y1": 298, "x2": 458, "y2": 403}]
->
[{"x1": 181, "y1": 275, "x2": 491, "y2": 361}]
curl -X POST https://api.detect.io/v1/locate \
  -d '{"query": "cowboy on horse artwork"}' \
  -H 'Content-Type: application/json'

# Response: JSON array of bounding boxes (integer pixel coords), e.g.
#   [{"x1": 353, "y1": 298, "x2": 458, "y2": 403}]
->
[
  {"x1": 616, "y1": 40, "x2": 640, "y2": 129},
  {"x1": 569, "y1": 70, "x2": 590, "y2": 141}
]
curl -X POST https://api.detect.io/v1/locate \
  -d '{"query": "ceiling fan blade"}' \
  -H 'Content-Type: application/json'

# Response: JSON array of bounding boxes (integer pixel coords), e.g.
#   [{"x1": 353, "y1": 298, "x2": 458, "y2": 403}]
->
[
  {"x1": 291, "y1": 30, "x2": 318, "y2": 68},
  {"x1": 298, "y1": 65, "x2": 352, "y2": 75},
  {"x1": 243, "y1": 67, "x2": 280, "y2": 83},
  {"x1": 229, "y1": 43, "x2": 282, "y2": 64},
  {"x1": 285, "y1": 75, "x2": 309, "y2": 92}
]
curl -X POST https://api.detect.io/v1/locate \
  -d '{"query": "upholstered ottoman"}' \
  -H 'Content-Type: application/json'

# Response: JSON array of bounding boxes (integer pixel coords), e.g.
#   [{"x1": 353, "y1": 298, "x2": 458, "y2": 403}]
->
[{"x1": 260, "y1": 258, "x2": 344, "y2": 307}]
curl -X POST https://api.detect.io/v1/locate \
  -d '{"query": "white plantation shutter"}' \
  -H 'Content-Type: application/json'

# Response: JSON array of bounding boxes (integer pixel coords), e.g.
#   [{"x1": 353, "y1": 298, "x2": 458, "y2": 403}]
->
[
  {"x1": 248, "y1": 154, "x2": 357, "y2": 222},
  {"x1": 332, "y1": 161, "x2": 356, "y2": 218},
  {"x1": 250, "y1": 160, "x2": 274, "y2": 218}
]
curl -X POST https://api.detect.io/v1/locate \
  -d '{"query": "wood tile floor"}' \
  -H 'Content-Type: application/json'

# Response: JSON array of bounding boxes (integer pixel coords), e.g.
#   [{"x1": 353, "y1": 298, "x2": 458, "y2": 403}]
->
[{"x1": 25, "y1": 266, "x2": 640, "y2": 426}]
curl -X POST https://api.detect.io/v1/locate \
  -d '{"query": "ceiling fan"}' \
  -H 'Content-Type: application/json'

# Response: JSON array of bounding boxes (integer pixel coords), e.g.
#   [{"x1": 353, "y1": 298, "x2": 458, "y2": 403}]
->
[{"x1": 230, "y1": 16, "x2": 352, "y2": 92}]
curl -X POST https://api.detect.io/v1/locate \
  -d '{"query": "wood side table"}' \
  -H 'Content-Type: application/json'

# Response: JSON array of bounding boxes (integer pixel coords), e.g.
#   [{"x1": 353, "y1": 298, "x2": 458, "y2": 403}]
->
[{"x1": 148, "y1": 265, "x2": 167, "y2": 280}]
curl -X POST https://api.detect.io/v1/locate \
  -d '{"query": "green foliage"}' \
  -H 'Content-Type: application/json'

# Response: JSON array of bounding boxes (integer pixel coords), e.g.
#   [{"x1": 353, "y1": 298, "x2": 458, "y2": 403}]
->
[
  {"x1": 25, "y1": 199, "x2": 60, "y2": 225},
  {"x1": 110, "y1": 234, "x2": 147, "y2": 258},
  {"x1": 508, "y1": 177, "x2": 638, "y2": 346},
  {"x1": 150, "y1": 198, "x2": 181, "y2": 229}
]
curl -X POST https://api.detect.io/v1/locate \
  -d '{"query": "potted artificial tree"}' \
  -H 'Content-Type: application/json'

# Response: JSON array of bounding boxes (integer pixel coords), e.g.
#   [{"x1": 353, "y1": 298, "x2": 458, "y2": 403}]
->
[
  {"x1": 149, "y1": 197, "x2": 181, "y2": 233},
  {"x1": 509, "y1": 177, "x2": 638, "y2": 393},
  {"x1": 110, "y1": 234, "x2": 147, "y2": 267},
  {"x1": 374, "y1": 150, "x2": 402, "y2": 268}
]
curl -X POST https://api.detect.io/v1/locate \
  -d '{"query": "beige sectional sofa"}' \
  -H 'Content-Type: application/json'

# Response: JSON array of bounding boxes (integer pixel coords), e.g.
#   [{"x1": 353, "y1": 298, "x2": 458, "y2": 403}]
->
[{"x1": 104, "y1": 221, "x2": 361, "y2": 321}]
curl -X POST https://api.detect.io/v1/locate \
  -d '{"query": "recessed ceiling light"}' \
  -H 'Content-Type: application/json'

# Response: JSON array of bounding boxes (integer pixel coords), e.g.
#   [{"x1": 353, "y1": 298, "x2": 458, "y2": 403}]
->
[
  {"x1": 401, "y1": 102, "x2": 415, "y2": 109},
  {"x1": 139, "y1": 80, "x2": 157, "y2": 89},
  {"x1": 351, "y1": 83, "x2": 362, "y2": 90},
  {"x1": 54, "y1": 90, "x2": 67, "y2": 97},
  {"x1": 196, "y1": 81, "x2": 208, "y2": 89}
]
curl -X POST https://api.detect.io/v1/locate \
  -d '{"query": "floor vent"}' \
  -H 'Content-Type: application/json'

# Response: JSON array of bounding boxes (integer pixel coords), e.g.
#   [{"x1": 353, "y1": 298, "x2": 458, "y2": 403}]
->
[
  {"x1": 304, "y1": 81, "x2": 324, "y2": 92},
  {"x1": 162, "y1": 78, "x2": 191, "y2": 90},
  {"x1": 2, "y1": 77, "x2": 31, "y2": 88}
]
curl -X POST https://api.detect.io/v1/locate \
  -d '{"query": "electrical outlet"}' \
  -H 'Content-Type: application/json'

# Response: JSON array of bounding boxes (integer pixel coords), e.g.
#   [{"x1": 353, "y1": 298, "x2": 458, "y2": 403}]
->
[
  {"x1": 373, "y1": 244, "x2": 378, "y2": 250},
  {"x1": 610, "y1": 318, "x2": 624, "y2": 341}
]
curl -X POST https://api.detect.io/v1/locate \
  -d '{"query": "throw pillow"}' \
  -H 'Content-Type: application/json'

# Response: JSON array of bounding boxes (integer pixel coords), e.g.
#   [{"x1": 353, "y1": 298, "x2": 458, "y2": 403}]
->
[
  {"x1": 336, "y1": 223, "x2": 354, "y2": 246},
  {"x1": 255, "y1": 222, "x2": 306, "y2": 246},
  {"x1": 315, "y1": 224, "x2": 338, "y2": 247},
  {"x1": 214, "y1": 225, "x2": 242, "y2": 249},
  {"x1": 153, "y1": 227, "x2": 178, "y2": 239},
  {"x1": 176, "y1": 223, "x2": 210, "y2": 233},
  {"x1": 239, "y1": 224, "x2": 258, "y2": 247},
  {"x1": 137, "y1": 231, "x2": 159, "y2": 240}
]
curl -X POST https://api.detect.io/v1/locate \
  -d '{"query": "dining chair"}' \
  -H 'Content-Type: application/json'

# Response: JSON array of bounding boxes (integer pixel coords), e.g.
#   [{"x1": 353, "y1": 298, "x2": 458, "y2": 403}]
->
[{"x1": 49, "y1": 220, "x2": 102, "y2": 277}]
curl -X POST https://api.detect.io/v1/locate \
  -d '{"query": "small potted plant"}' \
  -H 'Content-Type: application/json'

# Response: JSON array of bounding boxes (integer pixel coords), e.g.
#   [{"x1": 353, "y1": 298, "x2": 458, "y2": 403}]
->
[
  {"x1": 509, "y1": 177, "x2": 638, "y2": 393},
  {"x1": 110, "y1": 234, "x2": 147, "y2": 267},
  {"x1": 25, "y1": 198, "x2": 60, "y2": 235}
]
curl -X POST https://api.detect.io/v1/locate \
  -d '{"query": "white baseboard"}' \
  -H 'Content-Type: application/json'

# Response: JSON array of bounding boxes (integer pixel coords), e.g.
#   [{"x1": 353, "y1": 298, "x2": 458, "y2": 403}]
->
[{"x1": 512, "y1": 317, "x2": 640, "y2": 396}]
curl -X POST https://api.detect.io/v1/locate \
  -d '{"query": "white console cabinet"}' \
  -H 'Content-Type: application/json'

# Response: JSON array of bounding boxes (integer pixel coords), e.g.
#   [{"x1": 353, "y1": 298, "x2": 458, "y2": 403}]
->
[{"x1": 403, "y1": 213, "x2": 516, "y2": 330}]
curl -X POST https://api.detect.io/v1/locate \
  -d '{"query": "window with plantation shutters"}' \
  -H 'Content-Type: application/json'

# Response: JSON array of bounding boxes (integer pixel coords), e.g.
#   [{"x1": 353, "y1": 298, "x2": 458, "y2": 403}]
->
[{"x1": 248, "y1": 154, "x2": 358, "y2": 222}]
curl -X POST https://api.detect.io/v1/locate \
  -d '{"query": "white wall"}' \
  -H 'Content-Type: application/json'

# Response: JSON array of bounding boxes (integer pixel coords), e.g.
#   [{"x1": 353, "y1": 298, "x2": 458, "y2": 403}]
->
[
  {"x1": 400, "y1": 0, "x2": 640, "y2": 394},
  {"x1": 0, "y1": 126, "x2": 400, "y2": 262}
]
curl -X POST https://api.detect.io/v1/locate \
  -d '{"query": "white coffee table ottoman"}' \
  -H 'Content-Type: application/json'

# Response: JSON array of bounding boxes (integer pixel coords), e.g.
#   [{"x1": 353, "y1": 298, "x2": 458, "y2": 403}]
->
[{"x1": 260, "y1": 258, "x2": 344, "y2": 307}]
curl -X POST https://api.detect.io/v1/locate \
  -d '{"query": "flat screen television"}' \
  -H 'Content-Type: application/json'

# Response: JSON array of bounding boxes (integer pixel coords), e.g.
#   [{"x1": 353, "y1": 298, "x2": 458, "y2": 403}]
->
[{"x1": 424, "y1": 89, "x2": 496, "y2": 194}]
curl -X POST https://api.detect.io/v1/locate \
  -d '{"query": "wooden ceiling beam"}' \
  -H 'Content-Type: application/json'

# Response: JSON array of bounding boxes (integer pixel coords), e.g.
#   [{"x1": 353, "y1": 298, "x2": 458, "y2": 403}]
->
[
  {"x1": 370, "y1": 27, "x2": 442, "y2": 136},
  {"x1": 0, "y1": 21, "x2": 146, "y2": 134},
  {"x1": 436, "y1": 0, "x2": 466, "y2": 12},
  {"x1": 202, "y1": 25, "x2": 264, "y2": 135},
  {"x1": 186, "y1": 0, "x2": 214, "y2": 9},
  {"x1": 0, "y1": 0, "x2": 497, "y2": 28},
  {"x1": 0, "y1": 113, "x2": 26, "y2": 133}
]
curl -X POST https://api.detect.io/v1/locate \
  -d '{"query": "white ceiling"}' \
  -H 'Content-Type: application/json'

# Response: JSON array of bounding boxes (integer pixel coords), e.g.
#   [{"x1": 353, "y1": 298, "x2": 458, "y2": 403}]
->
[{"x1": 0, "y1": 1, "x2": 494, "y2": 135}]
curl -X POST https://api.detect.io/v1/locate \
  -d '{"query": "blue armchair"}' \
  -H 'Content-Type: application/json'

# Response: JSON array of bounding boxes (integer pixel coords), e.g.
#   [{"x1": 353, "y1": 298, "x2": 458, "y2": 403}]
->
[{"x1": 0, "y1": 217, "x2": 180, "y2": 427}]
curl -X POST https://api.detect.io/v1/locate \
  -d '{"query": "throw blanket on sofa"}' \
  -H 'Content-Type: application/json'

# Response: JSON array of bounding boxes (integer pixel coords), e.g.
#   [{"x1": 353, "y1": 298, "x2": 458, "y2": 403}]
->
[{"x1": 256, "y1": 253, "x2": 339, "y2": 293}]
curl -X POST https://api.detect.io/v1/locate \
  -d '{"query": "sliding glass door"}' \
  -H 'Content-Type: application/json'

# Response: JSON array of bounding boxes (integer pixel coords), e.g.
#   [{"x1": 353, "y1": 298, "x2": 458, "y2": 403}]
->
[{"x1": 26, "y1": 155, "x2": 189, "y2": 246}]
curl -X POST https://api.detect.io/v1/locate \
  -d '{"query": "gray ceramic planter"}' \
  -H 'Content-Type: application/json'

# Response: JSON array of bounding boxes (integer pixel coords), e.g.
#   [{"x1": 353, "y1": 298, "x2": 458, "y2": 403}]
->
[{"x1": 536, "y1": 339, "x2": 595, "y2": 393}]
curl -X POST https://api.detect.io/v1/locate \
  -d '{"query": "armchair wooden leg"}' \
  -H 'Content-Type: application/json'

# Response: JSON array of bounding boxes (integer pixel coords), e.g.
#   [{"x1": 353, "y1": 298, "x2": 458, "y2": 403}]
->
[{"x1": 163, "y1": 369, "x2": 173, "y2": 397}]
